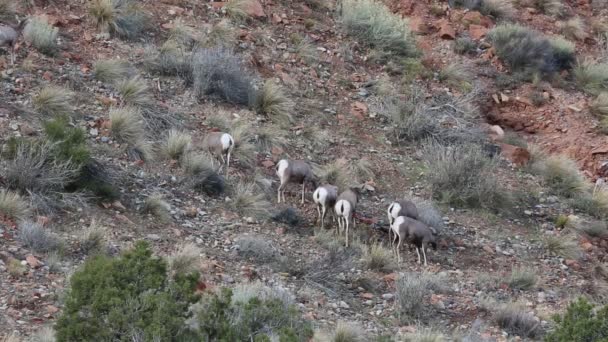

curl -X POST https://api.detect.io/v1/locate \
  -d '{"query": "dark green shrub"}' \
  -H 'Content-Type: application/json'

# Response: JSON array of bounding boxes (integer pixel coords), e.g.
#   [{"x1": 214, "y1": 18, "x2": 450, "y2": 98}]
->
[
  {"x1": 545, "y1": 297, "x2": 608, "y2": 342},
  {"x1": 55, "y1": 241, "x2": 200, "y2": 341},
  {"x1": 43, "y1": 117, "x2": 91, "y2": 166}
]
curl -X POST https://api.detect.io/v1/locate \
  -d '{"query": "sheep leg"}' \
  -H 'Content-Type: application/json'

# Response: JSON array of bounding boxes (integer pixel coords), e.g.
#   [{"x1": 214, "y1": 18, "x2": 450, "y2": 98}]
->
[
  {"x1": 301, "y1": 183, "x2": 305, "y2": 204},
  {"x1": 321, "y1": 205, "x2": 327, "y2": 229},
  {"x1": 422, "y1": 246, "x2": 428, "y2": 267},
  {"x1": 416, "y1": 248, "x2": 421, "y2": 265},
  {"x1": 396, "y1": 235, "x2": 402, "y2": 263},
  {"x1": 316, "y1": 204, "x2": 321, "y2": 226},
  {"x1": 277, "y1": 184, "x2": 283, "y2": 203},
  {"x1": 225, "y1": 150, "x2": 231, "y2": 173},
  {"x1": 345, "y1": 216, "x2": 350, "y2": 247}
]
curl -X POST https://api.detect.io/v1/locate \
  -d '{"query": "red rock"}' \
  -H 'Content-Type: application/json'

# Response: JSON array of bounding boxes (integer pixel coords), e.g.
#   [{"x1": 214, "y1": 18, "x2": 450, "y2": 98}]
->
[
  {"x1": 112, "y1": 201, "x2": 126, "y2": 211},
  {"x1": 261, "y1": 160, "x2": 275, "y2": 168},
  {"x1": 361, "y1": 292, "x2": 374, "y2": 299},
  {"x1": 271, "y1": 13, "x2": 282, "y2": 24},
  {"x1": 115, "y1": 214, "x2": 134, "y2": 225},
  {"x1": 42, "y1": 71, "x2": 52, "y2": 81},
  {"x1": 46, "y1": 305, "x2": 59, "y2": 314},
  {"x1": 581, "y1": 242, "x2": 594, "y2": 252},
  {"x1": 438, "y1": 20, "x2": 456, "y2": 40},
  {"x1": 591, "y1": 146, "x2": 608, "y2": 155},
  {"x1": 564, "y1": 259, "x2": 581, "y2": 270},
  {"x1": 499, "y1": 143, "x2": 531, "y2": 167},
  {"x1": 462, "y1": 11, "x2": 483, "y2": 26},
  {"x1": 26, "y1": 255, "x2": 41, "y2": 268},
  {"x1": 483, "y1": 245, "x2": 495, "y2": 254},
  {"x1": 242, "y1": 0, "x2": 266, "y2": 18},
  {"x1": 469, "y1": 24, "x2": 488, "y2": 40},
  {"x1": 350, "y1": 101, "x2": 368, "y2": 120}
]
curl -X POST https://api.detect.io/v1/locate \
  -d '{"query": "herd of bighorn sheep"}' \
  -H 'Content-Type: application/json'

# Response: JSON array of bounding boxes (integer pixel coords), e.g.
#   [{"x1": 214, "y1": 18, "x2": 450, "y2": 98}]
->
[{"x1": 275, "y1": 158, "x2": 439, "y2": 266}]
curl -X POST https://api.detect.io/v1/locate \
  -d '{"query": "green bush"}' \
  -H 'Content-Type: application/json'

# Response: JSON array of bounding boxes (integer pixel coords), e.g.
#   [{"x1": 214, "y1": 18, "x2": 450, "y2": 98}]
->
[
  {"x1": 55, "y1": 241, "x2": 200, "y2": 341},
  {"x1": 545, "y1": 297, "x2": 608, "y2": 341},
  {"x1": 43, "y1": 117, "x2": 91, "y2": 166}
]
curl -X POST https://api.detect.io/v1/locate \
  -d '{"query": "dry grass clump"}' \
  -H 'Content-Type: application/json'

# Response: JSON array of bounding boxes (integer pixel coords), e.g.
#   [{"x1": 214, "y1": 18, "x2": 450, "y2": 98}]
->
[
  {"x1": 453, "y1": 37, "x2": 477, "y2": 55},
  {"x1": 161, "y1": 129, "x2": 191, "y2": 161},
  {"x1": 191, "y1": 47, "x2": 255, "y2": 106},
  {"x1": 577, "y1": 220, "x2": 608, "y2": 238},
  {"x1": 235, "y1": 234, "x2": 278, "y2": 262},
  {"x1": 29, "y1": 326, "x2": 55, "y2": 342},
  {"x1": 549, "y1": 36, "x2": 576, "y2": 70},
  {"x1": 201, "y1": 19, "x2": 236, "y2": 48},
  {"x1": 253, "y1": 125, "x2": 288, "y2": 153},
  {"x1": 401, "y1": 327, "x2": 445, "y2": 342},
  {"x1": 254, "y1": 80, "x2": 294, "y2": 127},
  {"x1": 109, "y1": 106, "x2": 146, "y2": 144},
  {"x1": 340, "y1": 0, "x2": 418, "y2": 59},
  {"x1": 508, "y1": 267, "x2": 537, "y2": 290},
  {"x1": 183, "y1": 153, "x2": 225, "y2": 196},
  {"x1": 542, "y1": 234, "x2": 580, "y2": 259},
  {"x1": 143, "y1": 40, "x2": 191, "y2": 77},
  {"x1": 79, "y1": 220, "x2": 106, "y2": 254},
  {"x1": 532, "y1": 0, "x2": 563, "y2": 16},
  {"x1": 225, "y1": 0, "x2": 260, "y2": 22},
  {"x1": 591, "y1": 93, "x2": 608, "y2": 118},
  {"x1": 142, "y1": 193, "x2": 172, "y2": 222},
  {"x1": 560, "y1": 17, "x2": 587, "y2": 41},
  {"x1": 116, "y1": 76, "x2": 153, "y2": 107},
  {"x1": 411, "y1": 197, "x2": 444, "y2": 230},
  {"x1": 479, "y1": 0, "x2": 515, "y2": 19},
  {"x1": 314, "y1": 161, "x2": 351, "y2": 190},
  {"x1": 348, "y1": 157, "x2": 375, "y2": 183},
  {"x1": 32, "y1": 86, "x2": 74, "y2": 117},
  {"x1": 494, "y1": 303, "x2": 542, "y2": 338},
  {"x1": 574, "y1": 61, "x2": 608, "y2": 95},
  {"x1": 438, "y1": 63, "x2": 472, "y2": 92},
  {"x1": 229, "y1": 182, "x2": 272, "y2": 220},
  {"x1": 396, "y1": 272, "x2": 447, "y2": 323},
  {"x1": 0, "y1": 0, "x2": 16, "y2": 21},
  {"x1": 89, "y1": 0, "x2": 147, "y2": 40},
  {"x1": 168, "y1": 243, "x2": 200, "y2": 276},
  {"x1": 0, "y1": 189, "x2": 30, "y2": 221},
  {"x1": 301, "y1": 126, "x2": 330, "y2": 148},
  {"x1": 361, "y1": 243, "x2": 395, "y2": 273},
  {"x1": 331, "y1": 321, "x2": 366, "y2": 342},
  {"x1": 18, "y1": 221, "x2": 63, "y2": 254},
  {"x1": 422, "y1": 141, "x2": 509, "y2": 210},
  {"x1": 532, "y1": 155, "x2": 585, "y2": 198},
  {"x1": 23, "y1": 16, "x2": 59, "y2": 55},
  {"x1": 93, "y1": 59, "x2": 136, "y2": 83}
]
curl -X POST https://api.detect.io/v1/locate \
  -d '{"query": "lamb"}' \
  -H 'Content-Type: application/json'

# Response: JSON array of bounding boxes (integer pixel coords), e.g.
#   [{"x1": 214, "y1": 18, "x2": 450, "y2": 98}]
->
[
  {"x1": 334, "y1": 188, "x2": 359, "y2": 247},
  {"x1": 0, "y1": 19, "x2": 27, "y2": 65},
  {"x1": 276, "y1": 159, "x2": 317, "y2": 204},
  {"x1": 313, "y1": 184, "x2": 338, "y2": 229},
  {"x1": 391, "y1": 216, "x2": 437, "y2": 265},
  {"x1": 387, "y1": 199, "x2": 419, "y2": 249},
  {"x1": 202, "y1": 132, "x2": 234, "y2": 173}
]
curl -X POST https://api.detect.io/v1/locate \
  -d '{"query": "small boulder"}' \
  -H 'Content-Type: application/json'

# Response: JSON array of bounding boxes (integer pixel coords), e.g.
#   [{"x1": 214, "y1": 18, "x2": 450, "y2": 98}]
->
[
  {"x1": 438, "y1": 20, "x2": 456, "y2": 40},
  {"x1": 499, "y1": 143, "x2": 531, "y2": 167}
]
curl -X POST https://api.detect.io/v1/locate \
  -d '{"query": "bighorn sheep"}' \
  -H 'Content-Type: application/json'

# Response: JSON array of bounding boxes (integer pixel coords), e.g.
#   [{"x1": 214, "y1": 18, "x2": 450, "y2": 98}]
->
[
  {"x1": 387, "y1": 199, "x2": 419, "y2": 250},
  {"x1": 313, "y1": 184, "x2": 338, "y2": 229},
  {"x1": 391, "y1": 216, "x2": 437, "y2": 266},
  {"x1": 334, "y1": 188, "x2": 359, "y2": 247},
  {"x1": 0, "y1": 19, "x2": 27, "y2": 65},
  {"x1": 276, "y1": 159, "x2": 317, "y2": 204},
  {"x1": 202, "y1": 132, "x2": 234, "y2": 173}
]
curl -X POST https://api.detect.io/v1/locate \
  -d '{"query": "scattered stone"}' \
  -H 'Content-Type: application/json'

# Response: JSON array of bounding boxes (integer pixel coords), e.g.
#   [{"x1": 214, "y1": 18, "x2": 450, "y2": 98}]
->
[
  {"x1": 438, "y1": 20, "x2": 456, "y2": 40},
  {"x1": 147, "y1": 234, "x2": 161, "y2": 241},
  {"x1": 25, "y1": 255, "x2": 42, "y2": 268},
  {"x1": 339, "y1": 301, "x2": 350, "y2": 309},
  {"x1": 381, "y1": 293, "x2": 394, "y2": 300}
]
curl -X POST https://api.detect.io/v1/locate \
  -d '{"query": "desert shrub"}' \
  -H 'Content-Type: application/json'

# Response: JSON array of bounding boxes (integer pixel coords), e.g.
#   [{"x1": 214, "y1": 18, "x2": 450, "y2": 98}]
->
[
  {"x1": 592, "y1": 93, "x2": 608, "y2": 118},
  {"x1": 314, "y1": 161, "x2": 351, "y2": 190},
  {"x1": 93, "y1": 59, "x2": 136, "y2": 83},
  {"x1": 532, "y1": 0, "x2": 563, "y2": 16},
  {"x1": 574, "y1": 61, "x2": 608, "y2": 95},
  {"x1": 542, "y1": 234, "x2": 580, "y2": 259},
  {"x1": 546, "y1": 297, "x2": 608, "y2": 341},
  {"x1": 0, "y1": 0, "x2": 16, "y2": 21},
  {"x1": 89, "y1": 0, "x2": 147, "y2": 40},
  {"x1": 332, "y1": 321, "x2": 366, "y2": 342},
  {"x1": 560, "y1": 17, "x2": 587, "y2": 41},
  {"x1": 201, "y1": 20, "x2": 236, "y2": 48},
  {"x1": 571, "y1": 189, "x2": 608, "y2": 220},
  {"x1": 109, "y1": 106, "x2": 146, "y2": 145},
  {"x1": 235, "y1": 235, "x2": 278, "y2": 263},
  {"x1": 43, "y1": 117, "x2": 90, "y2": 166},
  {"x1": 488, "y1": 24, "x2": 559, "y2": 76},
  {"x1": 187, "y1": 284, "x2": 313, "y2": 341},
  {"x1": 401, "y1": 327, "x2": 445, "y2": 342},
  {"x1": 396, "y1": 272, "x2": 447, "y2": 323},
  {"x1": 452, "y1": 0, "x2": 514, "y2": 19},
  {"x1": 509, "y1": 267, "x2": 537, "y2": 290},
  {"x1": 161, "y1": 129, "x2": 191, "y2": 161},
  {"x1": 549, "y1": 37, "x2": 576, "y2": 70},
  {"x1": 190, "y1": 47, "x2": 255, "y2": 106},
  {"x1": 168, "y1": 243, "x2": 200, "y2": 276},
  {"x1": 116, "y1": 76, "x2": 153, "y2": 107},
  {"x1": 361, "y1": 243, "x2": 395, "y2": 272},
  {"x1": 532, "y1": 155, "x2": 585, "y2": 198},
  {"x1": 18, "y1": 221, "x2": 63, "y2": 254},
  {"x1": 340, "y1": 0, "x2": 418, "y2": 60},
  {"x1": 555, "y1": 214, "x2": 569, "y2": 228},
  {"x1": 30, "y1": 326, "x2": 55, "y2": 342},
  {"x1": 23, "y1": 17, "x2": 58, "y2": 55},
  {"x1": 494, "y1": 303, "x2": 541, "y2": 338},
  {"x1": 253, "y1": 125, "x2": 288, "y2": 153},
  {"x1": 142, "y1": 193, "x2": 171, "y2": 222},
  {"x1": 253, "y1": 80, "x2": 294, "y2": 127},
  {"x1": 229, "y1": 182, "x2": 272, "y2": 220},
  {"x1": 32, "y1": 86, "x2": 74, "y2": 117},
  {"x1": 577, "y1": 220, "x2": 608, "y2": 238},
  {"x1": 438, "y1": 63, "x2": 472, "y2": 92},
  {"x1": 422, "y1": 141, "x2": 509, "y2": 210},
  {"x1": 55, "y1": 241, "x2": 200, "y2": 341},
  {"x1": 225, "y1": 0, "x2": 260, "y2": 22},
  {"x1": 144, "y1": 40, "x2": 191, "y2": 77},
  {"x1": 453, "y1": 36, "x2": 477, "y2": 55},
  {"x1": 0, "y1": 189, "x2": 29, "y2": 220},
  {"x1": 411, "y1": 197, "x2": 444, "y2": 230},
  {"x1": 184, "y1": 153, "x2": 225, "y2": 196},
  {"x1": 79, "y1": 220, "x2": 106, "y2": 255},
  {"x1": 348, "y1": 157, "x2": 375, "y2": 183}
]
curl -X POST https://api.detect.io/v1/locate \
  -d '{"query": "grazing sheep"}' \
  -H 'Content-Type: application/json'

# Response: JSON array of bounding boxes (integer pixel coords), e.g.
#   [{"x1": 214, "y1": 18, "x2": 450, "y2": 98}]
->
[
  {"x1": 387, "y1": 199, "x2": 419, "y2": 250},
  {"x1": 313, "y1": 184, "x2": 338, "y2": 229},
  {"x1": 202, "y1": 132, "x2": 234, "y2": 173},
  {"x1": 276, "y1": 159, "x2": 317, "y2": 204},
  {"x1": 392, "y1": 215, "x2": 438, "y2": 265},
  {"x1": 334, "y1": 188, "x2": 359, "y2": 247},
  {"x1": 0, "y1": 19, "x2": 27, "y2": 65}
]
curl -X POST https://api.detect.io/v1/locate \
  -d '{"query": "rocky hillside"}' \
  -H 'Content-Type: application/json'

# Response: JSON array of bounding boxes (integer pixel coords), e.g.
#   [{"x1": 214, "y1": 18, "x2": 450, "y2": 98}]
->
[{"x1": 1, "y1": 0, "x2": 608, "y2": 340}]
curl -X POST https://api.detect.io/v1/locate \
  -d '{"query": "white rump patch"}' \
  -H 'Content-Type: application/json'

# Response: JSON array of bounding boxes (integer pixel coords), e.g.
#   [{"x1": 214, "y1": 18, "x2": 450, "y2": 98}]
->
[{"x1": 221, "y1": 133, "x2": 233, "y2": 151}]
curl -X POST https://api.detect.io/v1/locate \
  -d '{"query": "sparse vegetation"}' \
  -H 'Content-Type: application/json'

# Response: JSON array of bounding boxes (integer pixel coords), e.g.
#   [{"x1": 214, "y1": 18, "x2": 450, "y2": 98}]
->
[
  {"x1": 144, "y1": 40, "x2": 191, "y2": 77},
  {"x1": 89, "y1": 0, "x2": 148, "y2": 40},
  {"x1": 532, "y1": 0, "x2": 563, "y2": 16},
  {"x1": 422, "y1": 141, "x2": 509, "y2": 210},
  {"x1": 532, "y1": 155, "x2": 585, "y2": 198},
  {"x1": 578, "y1": 220, "x2": 608, "y2": 238},
  {"x1": 23, "y1": 17, "x2": 59, "y2": 55},
  {"x1": 438, "y1": 63, "x2": 472, "y2": 92},
  {"x1": 161, "y1": 129, "x2": 191, "y2": 161},
  {"x1": 168, "y1": 243, "x2": 200, "y2": 276},
  {"x1": 453, "y1": 0, "x2": 515, "y2": 19},
  {"x1": 0, "y1": 0, "x2": 16, "y2": 21},
  {"x1": 546, "y1": 297, "x2": 608, "y2": 341},
  {"x1": 235, "y1": 234, "x2": 278, "y2": 262},
  {"x1": 555, "y1": 214, "x2": 570, "y2": 229},
  {"x1": 18, "y1": 221, "x2": 63, "y2": 254},
  {"x1": 184, "y1": 153, "x2": 225, "y2": 196},
  {"x1": 142, "y1": 193, "x2": 172, "y2": 222},
  {"x1": 494, "y1": 302, "x2": 541, "y2": 338},
  {"x1": 225, "y1": 0, "x2": 259, "y2": 22},
  {"x1": 116, "y1": 76, "x2": 153, "y2": 108},
  {"x1": 509, "y1": 267, "x2": 537, "y2": 290},
  {"x1": 348, "y1": 157, "x2": 375, "y2": 183},
  {"x1": 30, "y1": 326, "x2": 55, "y2": 342},
  {"x1": 340, "y1": 0, "x2": 418, "y2": 60},
  {"x1": 411, "y1": 197, "x2": 444, "y2": 230},
  {"x1": 254, "y1": 80, "x2": 295, "y2": 127},
  {"x1": 395, "y1": 272, "x2": 447, "y2": 323},
  {"x1": 315, "y1": 161, "x2": 351, "y2": 190},
  {"x1": 560, "y1": 17, "x2": 587, "y2": 41},
  {"x1": 109, "y1": 106, "x2": 146, "y2": 145},
  {"x1": 549, "y1": 36, "x2": 576, "y2": 70},
  {"x1": 542, "y1": 234, "x2": 580, "y2": 259},
  {"x1": 401, "y1": 328, "x2": 445, "y2": 342},
  {"x1": 229, "y1": 182, "x2": 272, "y2": 220},
  {"x1": 79, "y1": 220, "x2": 106, "y2": 255},
  {"x1": 453, "y1": 36, "x2": 477, "y2": 55},
  {"x1": 361, "y1": 243, "x2": 395, "y2": 273},
  {"x1": 253, "y1": 125, "x2": 288, "y2": 153},
  {"x1": 32, "y1": 86, "x2": 74, "y2": 117},
  {"x1": 93, "y1": 59, "x2": 136, "y2": 83},
  {"x1": 591, "y1": 93, "x2": 608, "y2": 118},
  {"x1": 574, "y1": 61, "x2": 608, "y2": 95},
  {"x1": 0, "y1": 189, "x2": 29, "y2": 221},
  {"x1": 332, "y1": 321, "x2": 366, "y2": 342}
]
